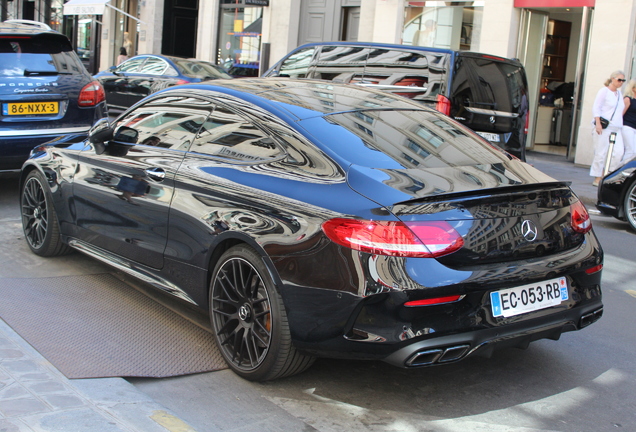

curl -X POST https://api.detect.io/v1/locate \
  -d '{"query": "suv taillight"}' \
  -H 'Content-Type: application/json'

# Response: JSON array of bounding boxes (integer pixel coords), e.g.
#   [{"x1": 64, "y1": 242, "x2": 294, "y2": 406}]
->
[
  {"x1": 78, "y1": 81, "x2": 105, "y2": 107},
  {"x1": 321, "y1": 218, "x2": 464, "y2": 258},
  {"x1": 435, "y1": 94, "x2": 451, "y2": 116}
]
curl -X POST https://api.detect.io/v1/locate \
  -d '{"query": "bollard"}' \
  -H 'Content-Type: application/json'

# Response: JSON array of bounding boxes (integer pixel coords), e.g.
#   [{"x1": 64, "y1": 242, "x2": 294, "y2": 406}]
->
[{"x1": 603, "y1": 131, "x2": 617, "y2": 176}]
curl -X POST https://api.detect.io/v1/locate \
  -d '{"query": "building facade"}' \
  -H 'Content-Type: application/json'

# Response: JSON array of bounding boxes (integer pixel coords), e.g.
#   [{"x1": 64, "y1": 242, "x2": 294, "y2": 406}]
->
[{"x1": 2, "y1": 0, "x2": 636, "y2": 167}]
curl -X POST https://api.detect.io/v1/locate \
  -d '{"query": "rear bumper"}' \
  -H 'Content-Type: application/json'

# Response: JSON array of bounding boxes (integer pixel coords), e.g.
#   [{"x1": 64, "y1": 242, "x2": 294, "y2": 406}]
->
[
  {"x1": 0, "y1": 127, "x2": 90, "y2": 171},
  {"x1": 383, "y1": 301, "x2": 603, "y2": 368}
]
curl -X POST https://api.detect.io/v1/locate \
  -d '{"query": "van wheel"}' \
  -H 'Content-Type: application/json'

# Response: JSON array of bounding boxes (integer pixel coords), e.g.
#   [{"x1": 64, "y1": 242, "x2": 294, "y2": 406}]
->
[
  {"x1": 209, "y1": 245, "x2": 315, "y2": 381},
  {"x1": 21, "y1": 170, "x2": 70, "y2": 257}
]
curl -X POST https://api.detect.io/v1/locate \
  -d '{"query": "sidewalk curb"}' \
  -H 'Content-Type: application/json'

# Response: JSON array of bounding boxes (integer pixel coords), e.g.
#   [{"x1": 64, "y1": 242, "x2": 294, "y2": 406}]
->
[{"x1": 0, "y1": 318, "x2": 197, "y2": 432}]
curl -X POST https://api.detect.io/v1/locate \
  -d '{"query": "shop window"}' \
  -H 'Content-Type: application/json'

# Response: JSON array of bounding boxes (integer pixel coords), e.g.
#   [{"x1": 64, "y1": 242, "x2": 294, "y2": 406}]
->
[
  {"x1": 403, "y1": 1, "x2": 484, "y2": 51},
  {"x1": 218, "y1": 6, "x2": 263, "y2": 74}
]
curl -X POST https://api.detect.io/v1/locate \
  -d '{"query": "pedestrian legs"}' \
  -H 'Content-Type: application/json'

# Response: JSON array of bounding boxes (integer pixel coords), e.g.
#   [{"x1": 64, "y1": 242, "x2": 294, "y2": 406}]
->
[{"x1": 622, "y1": 125, "x2": 636, "y2": 164}]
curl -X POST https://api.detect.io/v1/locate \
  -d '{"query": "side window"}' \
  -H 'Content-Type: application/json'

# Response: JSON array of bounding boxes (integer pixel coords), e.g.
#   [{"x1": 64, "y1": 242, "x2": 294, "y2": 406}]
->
[
  {"x1": 312, "y1": 45, "x2": 370, "y2": 83},
  {"x1": 117, "y1": 57, "x2": 145, "y2": 73},
  {"x1": 277, "y1": 47, "x2": 316, "y2": 79},
  {"x1": 113, "y1": 96, "x2": 212, "y2": 150},
  {"x1": 164, "y1": 65, "x2": 180, "y2": 77},
  {"x1": 140, "y1": 57, "x2": 168, "y2": 75},
  {"x1": 190, "y1": 105, "x2": 285, "y2": 162}
]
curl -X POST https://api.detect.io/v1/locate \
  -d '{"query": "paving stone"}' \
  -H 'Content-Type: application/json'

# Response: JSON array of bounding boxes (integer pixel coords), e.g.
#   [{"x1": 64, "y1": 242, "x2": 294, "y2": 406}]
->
[
  {"x1": 25, "y1": 381, "x2": 67, "y2": 395},
  {"x1": 15, "y1": 372, "x2": 55, "y2": 382},
  {"x1": 0, "y1": 349, "x2": 23, "y2": 360},
  {"x1": 0, "y1": 418, "x2": 35, "y2": 432},
  {"x1": 27, "y1": 408, "x2": 129, "y2": 432},
  {"x1": 1, "y1": 361, "x2": 41, "y2": 375},
  {"x1": 0, "y1": 338, "x2": 14, "y2": 348},
  {"x1": 0, "y1": 382, "x2": 30, "y2": 400},
  {"x1": 0, "y1": 397, "x2": 49, "y2": 418},
  {"x1": 40, "y1": 394, "x2": 85, "y2": 410}
]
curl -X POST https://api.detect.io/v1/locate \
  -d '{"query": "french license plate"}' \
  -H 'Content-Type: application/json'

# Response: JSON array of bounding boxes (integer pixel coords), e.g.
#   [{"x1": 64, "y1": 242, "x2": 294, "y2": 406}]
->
[
  {"x1": 3, "y1": 102, "x2": 59, "y2": 116},
  {"x1": 476, "y1": 131, "x2": 500, "y2": 142},
  {"x1": 490, "y1": 277, "x2": 569, "y2": 318}
]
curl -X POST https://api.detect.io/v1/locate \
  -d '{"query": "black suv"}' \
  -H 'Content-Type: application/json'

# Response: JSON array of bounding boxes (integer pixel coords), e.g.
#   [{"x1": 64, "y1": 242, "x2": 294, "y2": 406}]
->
[
  {"x1": 0, "y1": 20, "x2": 107, "y2": 172},
  {"x1": 264, "y1": 42, "x2": 529, "y2": 160}
]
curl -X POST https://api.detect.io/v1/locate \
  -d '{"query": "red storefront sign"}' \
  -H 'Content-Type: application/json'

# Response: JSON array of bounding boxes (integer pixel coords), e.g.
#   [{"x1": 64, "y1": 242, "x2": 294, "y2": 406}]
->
[{"x1": 514, "y1": 0, "x2": 595, "y2": 6}]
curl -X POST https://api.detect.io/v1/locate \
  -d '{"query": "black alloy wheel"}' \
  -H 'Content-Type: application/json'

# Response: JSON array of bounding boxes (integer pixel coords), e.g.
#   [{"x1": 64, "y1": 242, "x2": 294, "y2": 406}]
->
[
  {"x1": 210, "y1": 245, "x2": 314, "y2": 381},
  {"x1": 624, "y1": 179, "x2": 636, "y2": 232},
  {"x1": 21, "y1": 170, "x2": 70, "y2": 257}
]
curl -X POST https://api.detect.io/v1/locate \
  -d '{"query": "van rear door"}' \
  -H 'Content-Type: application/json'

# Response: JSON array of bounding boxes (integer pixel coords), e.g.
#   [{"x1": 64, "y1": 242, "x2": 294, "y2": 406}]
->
[{"x1": 450, "y1": 53, "x2": 529, "y2": 160}]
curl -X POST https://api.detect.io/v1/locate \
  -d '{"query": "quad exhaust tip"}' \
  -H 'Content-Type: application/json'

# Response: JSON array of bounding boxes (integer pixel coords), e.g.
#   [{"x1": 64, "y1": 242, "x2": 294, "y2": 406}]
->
[
  {"x1": 579, "y1": 307, "x2": 603, "y2": 328},
  {"x1": 405, "y1": 344, "x2": 471, "y2": 367}
]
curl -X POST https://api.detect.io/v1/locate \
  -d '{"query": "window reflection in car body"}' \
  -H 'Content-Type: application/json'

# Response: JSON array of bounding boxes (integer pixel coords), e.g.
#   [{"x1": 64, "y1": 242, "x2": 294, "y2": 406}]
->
[{"x1": 269, "y1": 43, "x2": 529, "y2": 160}]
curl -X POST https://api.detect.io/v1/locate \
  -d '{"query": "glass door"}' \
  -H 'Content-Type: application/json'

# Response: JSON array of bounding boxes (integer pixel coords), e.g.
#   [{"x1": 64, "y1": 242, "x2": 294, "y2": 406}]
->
[{"x1": 517, "y1": 9, "x2": 549, "y2": 153}]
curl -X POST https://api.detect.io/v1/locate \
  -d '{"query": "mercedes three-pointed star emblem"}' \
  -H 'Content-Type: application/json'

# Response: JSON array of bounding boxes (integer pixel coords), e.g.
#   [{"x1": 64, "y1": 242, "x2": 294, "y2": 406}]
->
[{"x1": 521, "y1": 219, "x2": 538, "y2": 242}]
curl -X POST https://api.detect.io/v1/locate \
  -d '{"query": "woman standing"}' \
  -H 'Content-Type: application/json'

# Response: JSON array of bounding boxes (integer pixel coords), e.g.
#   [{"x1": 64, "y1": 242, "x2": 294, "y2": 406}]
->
[
  {"x1": 621, "y1": 79, "x2": 636, "y2": 164},
  {"x1": 590, "y1": 70, "x2": 626, "y2": 186},
  {"x1": 116, "y1": 47, "x2": 128, "y2": 66}
]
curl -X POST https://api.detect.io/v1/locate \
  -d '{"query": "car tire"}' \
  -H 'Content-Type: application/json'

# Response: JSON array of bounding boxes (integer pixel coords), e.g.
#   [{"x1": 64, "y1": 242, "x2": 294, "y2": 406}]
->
[
  {"x1": 209, "y1": 245, "x2": 315, "y2": 381},
  {"x1": 21, "y1": 170, "x2": 71, "y2": 257},
  {"x1": 624, "y1": 179, "x2": 636, "y2": 232}
]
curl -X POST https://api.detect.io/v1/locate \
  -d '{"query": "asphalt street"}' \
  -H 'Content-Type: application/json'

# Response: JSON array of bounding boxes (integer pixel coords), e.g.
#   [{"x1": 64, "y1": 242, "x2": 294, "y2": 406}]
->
[{"x1": 0, "y1": 151, "x2": 634, "y2": 432}]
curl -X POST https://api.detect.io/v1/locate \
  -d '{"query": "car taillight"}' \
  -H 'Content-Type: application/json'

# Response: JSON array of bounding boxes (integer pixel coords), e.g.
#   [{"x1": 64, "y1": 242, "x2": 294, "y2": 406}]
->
[
  {"x1": 176, "y1": 79, "x2": 189, "y2": 85},
  {"x1": 525, "y1": 112, "x2": 529, "y2": 135},
  {"x1": 571, "y1": 201, "x2": 591, "y2": 233},
  {"x1": 435, "y1": 94, "x2": 451, "y2": 116},
  {"x1": 321, "y1": 218, "x2": 464, "y2": 258},
  {"x1": 585, "y1": 264, "x2": 603, "y2": 274},
  {"x1": 78, "y1": 81, "x2": 105, "y2": 107}
]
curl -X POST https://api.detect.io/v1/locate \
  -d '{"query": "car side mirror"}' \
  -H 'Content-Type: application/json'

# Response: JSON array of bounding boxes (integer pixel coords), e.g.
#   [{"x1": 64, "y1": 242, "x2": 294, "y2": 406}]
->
[
  {"x1": 109, "y1": 65, "x2": 120, "y2": 75},
  {"x1": 112, "y1": 126, "x2": 139, "y2": 145},
  {"x1": 88, "y1": 118, "x2": 114, "y2": 154}
]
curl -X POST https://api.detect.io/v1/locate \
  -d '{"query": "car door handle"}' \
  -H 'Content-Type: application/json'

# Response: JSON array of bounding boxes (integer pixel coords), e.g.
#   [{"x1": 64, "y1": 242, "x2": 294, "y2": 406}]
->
[{"x1": 145, "y1": 167, "x2": 165, "y2": 181}]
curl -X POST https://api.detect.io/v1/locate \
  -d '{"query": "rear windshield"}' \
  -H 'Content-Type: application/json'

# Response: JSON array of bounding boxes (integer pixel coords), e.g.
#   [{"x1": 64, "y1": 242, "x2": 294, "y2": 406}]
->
[
  {"x1": 0, "y1": 35, "x2": 85, "y2": 76},
  {"x1": 450, "y1": 56, "x2": 527, "y2": 115},
  {"x1": 321, "y1": 109, "x2": 511, "y2": 169}
]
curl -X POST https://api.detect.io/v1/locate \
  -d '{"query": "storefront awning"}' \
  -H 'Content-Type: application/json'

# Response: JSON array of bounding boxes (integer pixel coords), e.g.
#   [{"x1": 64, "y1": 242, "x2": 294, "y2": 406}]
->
[
  {"x1": 63, "y1": 0, "x2": 145, "y2": 24},
  {"x1": 63, "y1": 0, "x2": 110, "y2": 16}
]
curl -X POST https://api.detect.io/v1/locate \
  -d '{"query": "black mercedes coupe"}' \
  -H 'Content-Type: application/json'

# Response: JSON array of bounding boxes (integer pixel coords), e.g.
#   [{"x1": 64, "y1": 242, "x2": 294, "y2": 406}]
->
[{"x1": 20, "y1": 79, "x2": 604, "y2": 381}]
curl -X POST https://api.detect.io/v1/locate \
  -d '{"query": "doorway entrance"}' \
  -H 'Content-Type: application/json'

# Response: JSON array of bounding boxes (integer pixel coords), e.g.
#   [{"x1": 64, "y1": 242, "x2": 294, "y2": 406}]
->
[{"x1": 518, "y1": 7, "x2": 592, "y2": 160}]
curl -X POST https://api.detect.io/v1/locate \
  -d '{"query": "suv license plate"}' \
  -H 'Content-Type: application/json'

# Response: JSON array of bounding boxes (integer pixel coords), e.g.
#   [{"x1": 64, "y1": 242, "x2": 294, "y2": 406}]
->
[
  {"x1": 476, "y1": 131, "x2": 500, "y2": 142},
  {"x1": 490, "y1": 277, "x2": 569, "y2": 318},
  {"x1": 3, "y1": 102, "x2": 59, "y2": 116}
]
